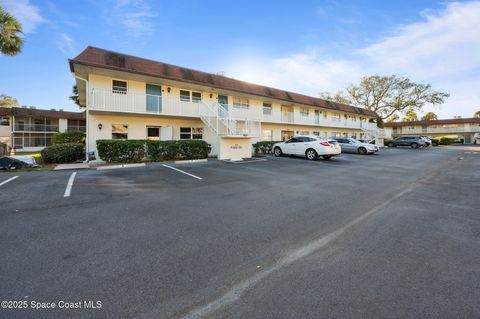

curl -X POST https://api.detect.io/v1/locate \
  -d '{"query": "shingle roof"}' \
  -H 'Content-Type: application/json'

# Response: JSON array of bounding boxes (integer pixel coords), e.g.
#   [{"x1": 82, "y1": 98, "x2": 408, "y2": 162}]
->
[
  {"x1": 0, "y1": 107, "x2": 85, "y2": 119},
  {"x1": 384, "y1": 118, "x2": 480, "y2": 127},
  {"x1": 69, "y1": 46, "x2": 378, "y2": 117}
]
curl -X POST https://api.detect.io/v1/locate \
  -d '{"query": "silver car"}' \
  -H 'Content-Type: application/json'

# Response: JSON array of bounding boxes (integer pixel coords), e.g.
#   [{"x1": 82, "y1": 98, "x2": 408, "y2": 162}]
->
[{"x1": 333, "y1": 138, "x2": 379, "y2": 154}]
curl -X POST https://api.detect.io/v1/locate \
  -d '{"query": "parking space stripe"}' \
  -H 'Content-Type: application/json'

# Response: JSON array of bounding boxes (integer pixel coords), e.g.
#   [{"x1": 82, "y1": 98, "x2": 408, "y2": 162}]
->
[
  {"x1": 162, "y1": 164, "x2": 202, "y2": 180},
  {"x1": 0, "y1": 176, "x2": 18, "y2": 187},
  {"x1": 64, "y1": 172, "x2": 77, "y2": 197}
]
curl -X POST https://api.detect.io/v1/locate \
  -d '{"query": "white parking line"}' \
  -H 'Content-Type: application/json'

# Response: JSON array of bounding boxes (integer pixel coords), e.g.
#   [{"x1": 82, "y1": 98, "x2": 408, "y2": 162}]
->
[
  {"x1": 162, "y1": 164, "x2": 202, "y2": 180},
  {"x1": 64, "y1": 172, "x2": 77, "y2": 197},
  {"x1": 0, "y1": 176, "x2": 18, "y2": 187}
]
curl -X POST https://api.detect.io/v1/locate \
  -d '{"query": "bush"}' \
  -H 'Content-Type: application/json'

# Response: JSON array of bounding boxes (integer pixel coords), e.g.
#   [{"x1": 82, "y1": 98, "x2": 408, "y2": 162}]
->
[
  {"x1": 253, "y1": 141, "x2": 282, "y2": 154},
  {"x1": 97, "y1": 139, "x2": 211, "y2": 162},
  {"x1": 52, "y1": 131, "x2": 85, "y2": 144},
  {"x1": 439, "y1": 137, "x2": 455, "y2": 145},
  {"x1": 41, "y1": 143, "x2": 84, "y2": 163},
  {"x1": 96, "y1": 140, "x2": 146, "y2": 163}
]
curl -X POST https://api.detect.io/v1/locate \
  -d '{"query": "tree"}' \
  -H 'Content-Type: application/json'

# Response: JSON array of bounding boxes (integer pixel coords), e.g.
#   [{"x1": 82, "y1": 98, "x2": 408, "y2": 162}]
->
[
  {"x1": 0, "y1": 6, "x2": 24, "y2": 55},
  {"x1": 320, "y1": 75, "x2": 449, "y2": 120},
  {"x1": 0, "y1": 94, "x2": 19, "y2": 108},
  {"x1": 386, "y1": 114, "x2": 400, "y2": 122},
  {"x1": 421, "y1": 112, "x2": 438, "y2": 121},
  {"x1": 474, "y1": 110, "x2": 480, "y2": 118},
  {"x1": 402, "y1": 110, "x2": 418, "y2": 122},
  {"x1": 70, "y1": 85, "x2": 82, "y2": 108}
]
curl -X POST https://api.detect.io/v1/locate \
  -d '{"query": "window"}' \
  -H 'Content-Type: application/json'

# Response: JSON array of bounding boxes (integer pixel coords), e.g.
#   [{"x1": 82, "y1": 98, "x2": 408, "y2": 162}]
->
[
  {"x1": 300, "y1": 108, "x2": 309, "y2": 117},
  {"x1": 147, "y1": 126, "x2": 161, "y2": 140},
  {"x1": 286, "y1": 137, "x2": 301, "y2": 143},
  {"x1": 332, "y1": 113, "x2": 341, "y2": 122},
  {"x1": 180, "y1": 127, "x2": 203, "y2": 140},
  {"x1": 0, "y1": 117, "x2": 9, "y2": 126},
  {"x1": 263, "y1": 103, "x2": 272, "y2": 115},
  {"x1": 342, "y1": 132, "x2": 348, "y2": 137},
  {"x1": 112, "y1": 80, "x2": 127, "y2": 94},
  {"x1": 262, "y1": 129, "x2": 273, "y2": 141},
  {"x1": 180, "y1": 90, "x2": 190, "y2": 102},
  {"x1": 299, "y1": 131, "x2": 309, "y2": 135},
  {"x1": 313, "y1": 131, "x2": 320, "y2": 136},
  {"x1": 233, "y1": 97, "x2": 249, "y2": 109},
  {"x1": 192, "y1": 92, "x2": 202, "y2": 103},
  {"x1": 112, "y1": 124, "x2": 128, "y2": 140},
  {"x1": 351, "y1": 133, "x2": 357, "y2": 139}
]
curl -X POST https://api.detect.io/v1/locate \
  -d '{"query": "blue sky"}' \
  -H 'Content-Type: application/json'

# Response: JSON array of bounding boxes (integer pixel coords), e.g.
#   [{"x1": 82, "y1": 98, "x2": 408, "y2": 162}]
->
[{"x1": 0, "y1": 0, "x2": 479, "y2": 118}]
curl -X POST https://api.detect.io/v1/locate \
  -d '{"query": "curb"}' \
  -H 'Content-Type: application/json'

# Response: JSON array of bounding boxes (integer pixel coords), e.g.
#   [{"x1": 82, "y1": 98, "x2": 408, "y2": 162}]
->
[
  {"x1": 97, "y1": 163, "x2": 146, "y2": 170},
  {"x1": 173, "y1": 159, "x2": 208, "y2": 164}
]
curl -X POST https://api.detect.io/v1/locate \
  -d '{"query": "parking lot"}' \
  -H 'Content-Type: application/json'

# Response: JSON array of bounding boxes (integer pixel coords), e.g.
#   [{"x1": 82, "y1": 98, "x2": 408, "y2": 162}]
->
[{"x1": 1, "y1": 146, "x2": 480, "y2": 318}]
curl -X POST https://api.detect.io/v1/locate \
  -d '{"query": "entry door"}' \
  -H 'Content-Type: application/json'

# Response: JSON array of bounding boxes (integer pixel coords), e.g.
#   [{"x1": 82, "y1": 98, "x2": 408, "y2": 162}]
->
[
  {"x1": 146, "y1": 84, "x2": 162, "y2": 113},
  {"x1": 314, "y1": 110, "x2": 320, "y2": 124},
  {"x1": 217, "y1": 95, "x2": 228, "y2": 112}
]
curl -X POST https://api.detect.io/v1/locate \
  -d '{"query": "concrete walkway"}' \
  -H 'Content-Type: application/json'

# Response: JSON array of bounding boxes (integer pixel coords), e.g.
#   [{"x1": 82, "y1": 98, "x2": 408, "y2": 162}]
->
[{"x1": 53, "y1": 163, "x2": 90, "y2": 170}]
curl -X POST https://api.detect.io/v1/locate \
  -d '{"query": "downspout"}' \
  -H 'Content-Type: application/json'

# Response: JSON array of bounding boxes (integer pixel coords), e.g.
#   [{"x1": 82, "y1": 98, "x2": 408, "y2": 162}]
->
[{"x1": 74, "y1": 75, "x2": 89, "y2": 162}]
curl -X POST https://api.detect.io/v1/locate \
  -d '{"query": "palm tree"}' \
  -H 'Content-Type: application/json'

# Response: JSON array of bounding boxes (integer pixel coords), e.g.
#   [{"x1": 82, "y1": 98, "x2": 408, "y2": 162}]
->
[{"x1": 0, "y1": 6, "x2": 24, "y2": 55}]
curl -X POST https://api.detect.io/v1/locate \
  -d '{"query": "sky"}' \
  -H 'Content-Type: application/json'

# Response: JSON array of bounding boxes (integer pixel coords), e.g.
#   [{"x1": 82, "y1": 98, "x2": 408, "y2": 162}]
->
[{"x1": 0, "y1": 0, "x2": 479, "y2": 118}]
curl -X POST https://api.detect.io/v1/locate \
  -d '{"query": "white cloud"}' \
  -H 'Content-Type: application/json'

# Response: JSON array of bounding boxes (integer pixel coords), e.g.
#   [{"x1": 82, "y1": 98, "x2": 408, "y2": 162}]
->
[
  {"x1": 222, "y1": 1, "x2": 480, "y2": 118},
  {"x1": 113, "y1": 0, "x2": 157, "y2": 38},
  {"x1": 0, "y1": 0, "x2": 44, "y2": 33},
  {"x1": 57, "y1": 33, "x2": 75, "y2": 56}
]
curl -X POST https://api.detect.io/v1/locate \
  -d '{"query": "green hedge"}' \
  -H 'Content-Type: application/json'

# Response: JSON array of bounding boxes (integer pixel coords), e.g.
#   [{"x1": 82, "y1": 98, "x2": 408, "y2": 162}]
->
[
  {"x1": 439, "y1": 137, "x2": 455, "y2": 145},
  {"x1": 52, "y1": 131, "x2": 85, "y2": 144},
  {"x1": 41, "y1": 143, "x2": 84, "y2": 163},
  {"x1": 96, "y1": 140, "x2": 146, "y2": 163},
  {"x1": 252, "y1": 141, "x2": 282, "y2": 154},
  {"x1": 97, "y1": 139, "x2": 211, "y2": 163}
]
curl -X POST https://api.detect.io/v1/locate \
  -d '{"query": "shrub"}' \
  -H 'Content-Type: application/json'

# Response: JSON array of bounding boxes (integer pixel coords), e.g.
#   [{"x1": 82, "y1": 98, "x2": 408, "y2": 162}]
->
[
  {"x1": 96, "y1": 140, "x2": 146, "y2": 163},
  {"x1": 253, "y1": 141, "x2": 282, "y2": 154},
  {"x1": 439, "y1": 137, "x2": 455, "y2": 145},
  {"x1": 41, "y1": 143, "x2": 84, "y2": 163},
  {"x1": 52, "y1": 131, "x2": 86, "y2": 144},
  {"x1": 97, "y1": 139, "x2": 211, "y2": 162}
]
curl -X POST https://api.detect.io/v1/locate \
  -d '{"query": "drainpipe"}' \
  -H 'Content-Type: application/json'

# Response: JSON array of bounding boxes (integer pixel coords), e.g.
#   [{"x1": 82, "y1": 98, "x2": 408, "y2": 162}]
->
[{"x1": 74, "y1": 75, "x2": 89, "y2": 162}]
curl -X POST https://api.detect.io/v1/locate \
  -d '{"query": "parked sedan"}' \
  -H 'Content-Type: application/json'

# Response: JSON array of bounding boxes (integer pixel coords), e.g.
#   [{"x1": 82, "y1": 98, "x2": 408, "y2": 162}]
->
[
  {"x1": 333, "y1": 138, "x2": 379, "y2": 154},
  {"x1": 386, "y1": 136, "x2": 426, "y2": 148},
  {"x1": 273, "y1": 135, "x2": 341, "y2": 160}
]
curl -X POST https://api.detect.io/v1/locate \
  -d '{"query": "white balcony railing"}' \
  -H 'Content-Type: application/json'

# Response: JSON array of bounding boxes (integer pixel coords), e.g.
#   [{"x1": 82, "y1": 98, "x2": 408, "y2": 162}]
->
[
  {"x1": 392, "y1": 126, "x2": 479, "y2": 135},
  {"x1": 90, "y1": 88, "x2": 201, "y2": 117},
  {"x1": 13, "y1": 124, "x2": 59, "y2": 132},
  {"x1": 89, "y1": 88, "x2": 381, "y2": 133}
]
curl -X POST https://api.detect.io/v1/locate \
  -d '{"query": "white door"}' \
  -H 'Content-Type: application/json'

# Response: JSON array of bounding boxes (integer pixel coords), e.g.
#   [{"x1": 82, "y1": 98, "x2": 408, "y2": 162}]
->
[{"x1": 160, "y1": 126, "x2": 173, "y2": 140}]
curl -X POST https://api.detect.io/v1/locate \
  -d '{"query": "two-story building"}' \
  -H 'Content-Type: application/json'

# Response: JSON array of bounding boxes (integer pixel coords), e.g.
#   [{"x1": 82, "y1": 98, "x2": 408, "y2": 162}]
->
[
  {"x1": 69, "y1": 47, "x2": 382, "y2": 160},
  {"x1": 0, "y1": 106, "x2": 86, "y2": 152},
  {"x1": 384, "y1": 118, "x2": 480, "y2": 144}
]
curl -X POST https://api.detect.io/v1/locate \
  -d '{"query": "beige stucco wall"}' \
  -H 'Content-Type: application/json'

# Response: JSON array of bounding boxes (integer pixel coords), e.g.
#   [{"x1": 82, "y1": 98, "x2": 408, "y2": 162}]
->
[
  {"x1": 87, "y1": 113, "x2": 219, "y2": 157},
  {"x1": 218, "y1": 138, "x2": 253, "y2": 160}
]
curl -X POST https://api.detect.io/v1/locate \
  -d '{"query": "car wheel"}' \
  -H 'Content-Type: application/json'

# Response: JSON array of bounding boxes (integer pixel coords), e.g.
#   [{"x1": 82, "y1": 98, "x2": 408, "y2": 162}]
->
[
  {"x1": 411, "y1": 143, "x2": 419, "y2": 149},
  {"x1": 322, "y1": 155, "x2": 332, "y2": 159},
  {"x1": 305, "y1": 148, "x2": 318, "y2": 160},
  {"x1": 273, "y1": 147, "x2": 282, "y2": 157},
  {"x1": 387, "y1": 142, "x2": 394, "y2": 147},
  {"x1": 358, "y1": 147, "x2": 367, "y2": 155}
]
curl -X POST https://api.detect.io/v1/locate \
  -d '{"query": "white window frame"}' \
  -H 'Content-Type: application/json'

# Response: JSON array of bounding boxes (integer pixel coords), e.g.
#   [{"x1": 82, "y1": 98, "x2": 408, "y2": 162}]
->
[
  {"x1": 263, "y1": 103, "x2": 272, "y2": 115},
  {"x1": 0, "y1": 116, "x2": 10, "y2": 126},
  {"x1": 262, "y1": 129, "x2": 273, "y2": 141},
  {"x1": 233, "y1": 97, "x2": 249, "y2": 109},
  {"x1": 180, "y1": 90, "x2": 191, "y2": 102},
  {"x1": 112, "y1": 124, "x2": 128, "y2": 140},
  {"x1": 300, "y1": 107, "x2": 309, "y2": 117},
  {"x1": 112, "y1": 79, "x2": 128, "y2": 94},
  {"x1": 180, "y1": 127, "x2": 203, "y2": 140},
  {"x1": 146, "y1": 126, "x2": 161, "y2": 140}
]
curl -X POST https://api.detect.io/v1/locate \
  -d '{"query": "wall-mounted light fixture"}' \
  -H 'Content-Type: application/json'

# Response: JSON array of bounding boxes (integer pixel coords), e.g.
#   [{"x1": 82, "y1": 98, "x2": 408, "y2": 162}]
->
[
  {"x1": 167, "y1": 87, "x2": 171, "y2": 93},
  {"x1": 209, "y1": 93, "x2": 213, "y2": 98},
  {"x1": 98, "y1": 123, "x2": 103, "y2": 130}
]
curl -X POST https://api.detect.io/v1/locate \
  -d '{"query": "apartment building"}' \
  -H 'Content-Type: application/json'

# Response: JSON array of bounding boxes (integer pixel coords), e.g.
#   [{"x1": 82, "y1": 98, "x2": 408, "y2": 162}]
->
[
  {"x1": 385, "y1": 118, "x2": 480, "y2": 144},
  {"x1": 69, "y1": 47, "x2": 383, "y2": 160},
  {"x1": 0, "y1": 106, "x2": 86, "y2": 152}
]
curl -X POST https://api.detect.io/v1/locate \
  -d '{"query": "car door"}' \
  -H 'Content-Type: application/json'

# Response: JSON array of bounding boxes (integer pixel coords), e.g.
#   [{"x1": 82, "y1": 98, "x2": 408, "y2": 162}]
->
[
  {"x1": 296, "y1": 136, "x2": 311, "y2": 155},
  {"x1": 341, "y1": 139, "x2": 355, "y2": 152},
  {"x1": 395, "y1": 137, "x2": 406, "y2": 146},
  {"x1": 283, "y1": 137, "x2": 299, "y2": 154}
]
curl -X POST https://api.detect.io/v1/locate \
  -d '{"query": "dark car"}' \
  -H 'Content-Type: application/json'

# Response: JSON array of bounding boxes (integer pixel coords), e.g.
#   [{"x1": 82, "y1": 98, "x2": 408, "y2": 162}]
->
[{"x1": 385, "y1": 136, "x2": 426, "y2": 148}]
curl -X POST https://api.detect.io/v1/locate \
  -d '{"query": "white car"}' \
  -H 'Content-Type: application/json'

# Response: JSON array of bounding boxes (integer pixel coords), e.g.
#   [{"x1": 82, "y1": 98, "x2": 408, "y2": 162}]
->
[
  {"x1": 473, "y1": 132, "x2": 480, "y2": 144},
  {"x1": 273, "y1": 135, "x2": 342, "y2": 160}
]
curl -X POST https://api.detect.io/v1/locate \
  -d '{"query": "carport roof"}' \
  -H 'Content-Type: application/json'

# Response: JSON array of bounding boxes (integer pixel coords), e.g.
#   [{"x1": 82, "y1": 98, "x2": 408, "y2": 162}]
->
[
  {"x1": 69, "y1": 46, "x2": 378, "y2": 118},
  {"x1": 0, "y1": 107, "x2": 85, "y2": 119},
  {"x1": 384, "y1": 118, "x2": 480, "y2": 127}
]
